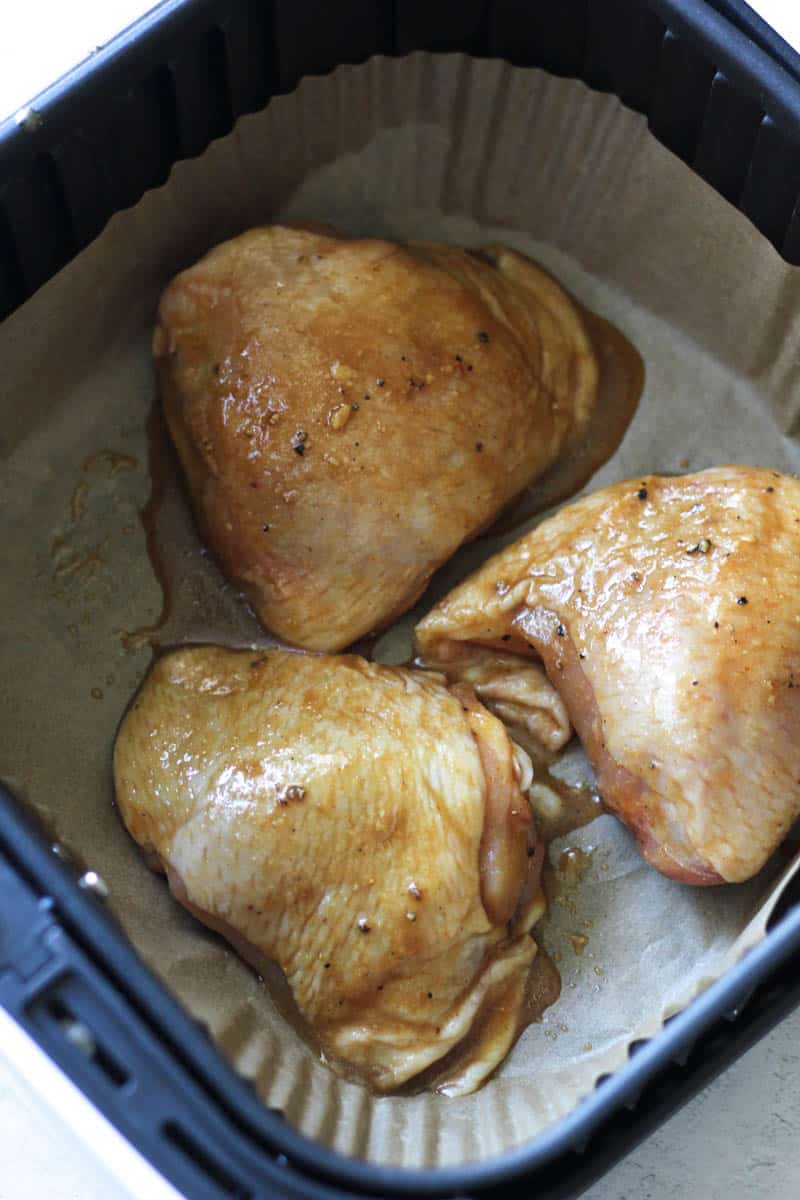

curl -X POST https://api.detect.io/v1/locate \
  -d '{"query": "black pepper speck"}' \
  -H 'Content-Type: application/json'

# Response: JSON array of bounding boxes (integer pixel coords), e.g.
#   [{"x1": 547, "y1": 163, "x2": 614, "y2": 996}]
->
[
  {"x1": 477, "y1": 331, "x2": 490, "y2": 344},
  {"x1": 737, "y1": 596, "x2": 748, "y2": 605},
  {"x1": 556, "y1": 624, "x2": 566, "y2": 638},
  {"x1": 637, "y1": 487, "x2": 648, "y2": 501}
]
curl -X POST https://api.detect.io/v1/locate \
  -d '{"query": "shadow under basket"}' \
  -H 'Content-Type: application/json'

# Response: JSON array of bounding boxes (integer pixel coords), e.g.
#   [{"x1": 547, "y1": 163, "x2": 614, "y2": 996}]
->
[{"x1": 2, "y1": 2, "x2": 800, "y2": 1198}]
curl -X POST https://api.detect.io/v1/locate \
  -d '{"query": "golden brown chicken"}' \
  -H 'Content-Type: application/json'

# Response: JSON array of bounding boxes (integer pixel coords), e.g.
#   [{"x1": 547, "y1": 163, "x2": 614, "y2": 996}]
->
[
  {"x1": 113, "y1": 646, "x2": 542, "y2": 1093},
  {"x1": 416, "y1": 466, "x2": 800, "y2": 885},
  {"x1": 153, "y1": 225, "x2": 597, "y2": 651}
]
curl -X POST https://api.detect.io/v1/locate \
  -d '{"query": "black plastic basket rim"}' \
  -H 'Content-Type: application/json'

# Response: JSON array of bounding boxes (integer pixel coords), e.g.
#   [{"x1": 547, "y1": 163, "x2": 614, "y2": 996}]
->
[
  {"x1": 707, "y1": 0, "x2": 800, "y2": 85},
  {"x1": 2, "y1": 0, "x2": 800, "y2": 298},
  {"x1": 2, "y1": 0, "x2": 800, "y2": 152},
  {"x1": 659, "y1": 0, "x2": 800, "y2": 133},
  {"x1": 3, "y1": 781, "x2": 800, "y2": 1199}
]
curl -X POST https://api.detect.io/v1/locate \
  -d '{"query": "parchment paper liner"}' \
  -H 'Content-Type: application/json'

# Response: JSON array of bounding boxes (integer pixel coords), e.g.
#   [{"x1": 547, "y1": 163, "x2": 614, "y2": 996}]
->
[{"x1": 1, "y1": 54, "x2": 799, "y2": 1168}]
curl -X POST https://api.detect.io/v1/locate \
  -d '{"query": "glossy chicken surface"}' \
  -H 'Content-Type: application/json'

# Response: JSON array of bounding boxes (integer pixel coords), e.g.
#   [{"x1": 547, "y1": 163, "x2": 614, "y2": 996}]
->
[
  {"x1": 154, "y1": 225, "x2": 597, "y2": 650},
  {"x1": 113, "y1": 647, "x2": 541, "y2": 1093},
  {"x1": 416, "y1": 466, "x2": 800, "y2": 885}
]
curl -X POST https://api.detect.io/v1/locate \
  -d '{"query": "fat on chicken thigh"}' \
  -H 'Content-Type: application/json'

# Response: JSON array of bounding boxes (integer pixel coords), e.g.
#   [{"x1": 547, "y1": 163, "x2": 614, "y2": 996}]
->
[
  {"x1": 153, "y1": 225, "x2": 597, "y2": 651},
  {"x1": 113, "y1": 646, "x2": 542, "y2": 1093},
  {"x1": 416, "y1": 466, "x2": 800, "y2": 885}
]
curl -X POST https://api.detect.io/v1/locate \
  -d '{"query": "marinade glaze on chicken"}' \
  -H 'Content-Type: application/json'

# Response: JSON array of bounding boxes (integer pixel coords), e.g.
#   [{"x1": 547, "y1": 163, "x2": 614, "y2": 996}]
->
[
  {"x1": 417, "y1": 466, "x2": 800, "y2": 885},
  {"x1": 113, "y1": 647, "x2": 543, "y2": 1094},
  {"x1": 153, "y1": 225, "x2": 599, "y2": 650}
]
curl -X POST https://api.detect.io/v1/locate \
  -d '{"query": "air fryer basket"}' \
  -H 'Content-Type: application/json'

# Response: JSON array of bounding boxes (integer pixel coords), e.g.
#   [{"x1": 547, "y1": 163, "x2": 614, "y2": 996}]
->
[{"x1": 2, "y1": 3, "x2": 800, "y2": 1198}]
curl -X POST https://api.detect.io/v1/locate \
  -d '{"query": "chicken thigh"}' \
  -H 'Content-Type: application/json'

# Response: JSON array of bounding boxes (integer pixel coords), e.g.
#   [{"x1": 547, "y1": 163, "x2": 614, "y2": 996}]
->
[
  {"x1": 113, "y1": 647, "x2": 541, "y2": 1093},
  {"x1": 416, "y1": 466, "x2": 800, "y2": 885},
  {"x1": 153, "y1": 225, "x2": 598, "y2": 650}
]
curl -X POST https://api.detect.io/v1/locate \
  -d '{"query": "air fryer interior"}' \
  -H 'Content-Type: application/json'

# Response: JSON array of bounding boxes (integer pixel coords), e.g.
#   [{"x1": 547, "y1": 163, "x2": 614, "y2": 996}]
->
[{"x1": 2, "y1": 42, "x2": 800, "y2": 1176}]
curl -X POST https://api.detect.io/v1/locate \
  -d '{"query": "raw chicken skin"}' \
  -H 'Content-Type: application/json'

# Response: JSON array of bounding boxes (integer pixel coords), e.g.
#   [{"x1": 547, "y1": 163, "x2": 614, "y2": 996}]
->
[
  {"x1": 414, "y1": 643, "x2": 572, "y2": 761},
  {"x1": 416, "y1": 466, "x2": 800, "y2": 885},
  {"x1": 153, "y1": 225, "x2": 597, "y2": 650},
  {"x1": 113, "y1": 647, "x2": 541, "y2": 1093}
]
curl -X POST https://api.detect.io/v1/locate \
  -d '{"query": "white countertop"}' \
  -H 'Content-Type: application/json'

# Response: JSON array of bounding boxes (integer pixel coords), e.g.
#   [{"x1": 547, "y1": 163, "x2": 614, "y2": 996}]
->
[{"x1": 2, "y1": 3, "x2": 800, "y2": 1198}]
